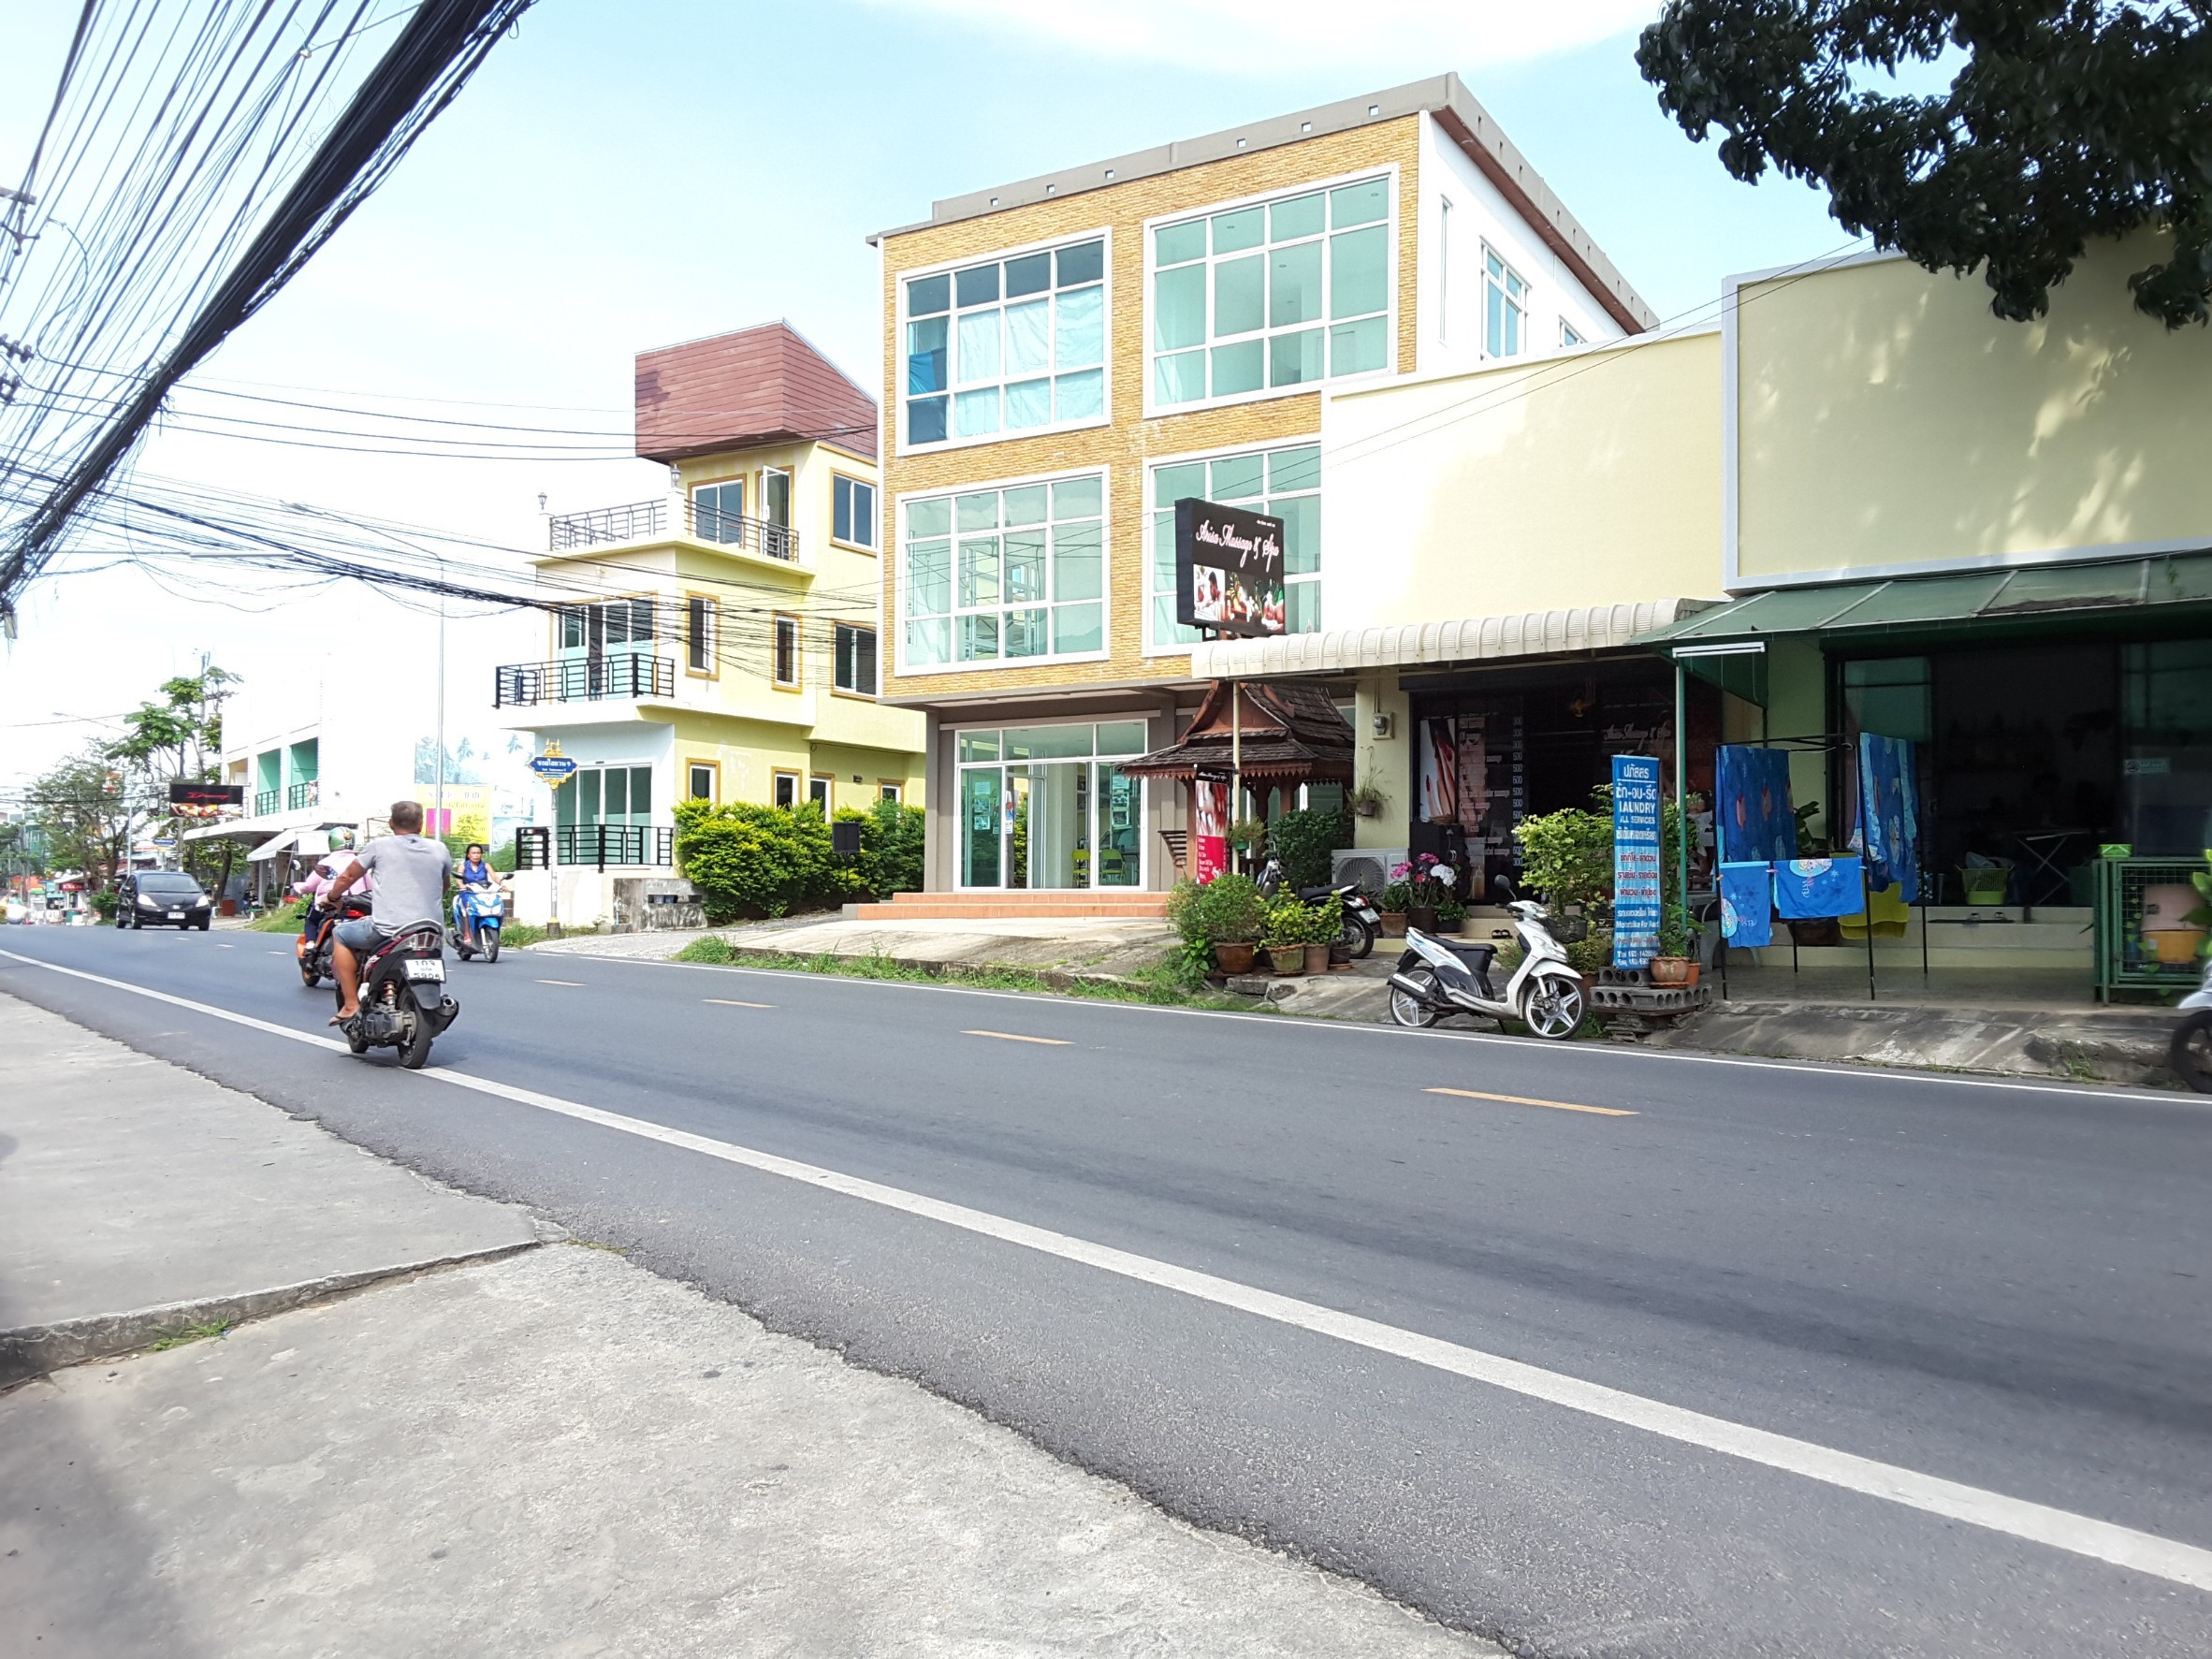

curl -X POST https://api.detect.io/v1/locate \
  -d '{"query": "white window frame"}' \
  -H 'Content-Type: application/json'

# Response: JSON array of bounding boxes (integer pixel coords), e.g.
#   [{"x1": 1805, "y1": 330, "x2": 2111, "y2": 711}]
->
[
  {"x1": 772, "y1": 770, "x2": 800, "y2": 809},
  {"x1": 893, "y1": 465, "x2": 1113, "y2": 678},
  {"x1": 1142, "y1": 438, "x2": 1322, "y2": 658},
  {"x1": 1560, "y1": 318, "x2": 1585, "y2": 350},
  {"x1": 948, "y1": 717, "x2": 1151, "y2": 892},
  {"x1": 1142, "y1": 164, "x2": 1400, "y2": 420},
  {"x1": 1483, "y1": 242, "x2": 1529, "y2": 360},
  {"x1": 834, "y1": 621, "x2": 879, "y2": 696},
  {"x1": 895, "y1": 226, "x2": 1113, "y2": 458},
  {"x1": 832, "y1": 473, "x2": 878, "y2": 549}
]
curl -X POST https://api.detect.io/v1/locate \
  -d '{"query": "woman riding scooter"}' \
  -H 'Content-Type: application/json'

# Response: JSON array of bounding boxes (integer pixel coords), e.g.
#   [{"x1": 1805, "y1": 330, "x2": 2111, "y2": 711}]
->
[{"x1": 450, "y1": 844, "x2": 506, "y2": 957}]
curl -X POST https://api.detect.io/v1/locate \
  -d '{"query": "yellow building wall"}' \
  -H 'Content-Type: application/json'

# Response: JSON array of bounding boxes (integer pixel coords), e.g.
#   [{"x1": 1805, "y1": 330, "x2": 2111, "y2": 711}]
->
[
  {"x1": 1324, "y1": 329, "x2": 1725, "y2": 624},
  {"x1": 879, "y1": 117, "x2": 1426, "y2": 700},
  {"x1": 1736, "y1": 236, "x2": 2212, "y2": 586}
]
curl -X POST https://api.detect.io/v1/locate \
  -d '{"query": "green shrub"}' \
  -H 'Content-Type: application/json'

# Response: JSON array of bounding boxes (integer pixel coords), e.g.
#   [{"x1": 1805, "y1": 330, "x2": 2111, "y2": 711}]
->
[
  {"x1": 674, "y1": 799, "x2": 837, "y2": 922},
  {"x1": 1513, "y1": 799, "x2": 1614, "y2": 911},
  {"x1": 863, "y1": 798, "x2": 926, "y2": 896},
  {"x1": 1379, "y1": 880, "x2": 1412, "y2": 912},
  {"x1": 1268, "y1": 806, "x2": 1352, "y2": 888},
  {"x1": 1166, "y1": 873, "x2": 1267, "y2": 946},
  {"x1": 1262, "y1": 893, "x2": 1337, "y2": 949}
]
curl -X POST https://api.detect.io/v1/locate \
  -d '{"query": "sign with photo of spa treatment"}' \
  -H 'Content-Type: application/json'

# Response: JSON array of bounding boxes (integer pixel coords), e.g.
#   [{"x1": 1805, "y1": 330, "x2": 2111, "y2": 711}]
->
[{"x1": 1173, "y1": 498, "x2": 1287, "y2": 639}]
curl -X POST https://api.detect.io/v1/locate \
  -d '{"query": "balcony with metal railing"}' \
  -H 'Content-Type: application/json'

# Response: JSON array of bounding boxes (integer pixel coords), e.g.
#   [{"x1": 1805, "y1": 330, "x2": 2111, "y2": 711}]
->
[
  {"x1": 254, "y1": 789, "x2": 279, "y2": 816},
  {"x1": 515, "y1": 823, "x2": 674, "y2": 869},
  {"x1": 285, "y1": 779, "x2": 319, "y2": 810},
  {"x1": 546, "y1": 495, "x2": 799, "y2": 562},
  {"x1": 493, "y1": 654, "x2": 677, "y2": 708}
]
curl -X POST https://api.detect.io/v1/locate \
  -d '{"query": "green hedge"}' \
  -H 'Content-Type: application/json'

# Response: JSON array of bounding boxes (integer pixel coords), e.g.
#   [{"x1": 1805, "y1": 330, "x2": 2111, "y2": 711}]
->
[
  {"x1": 1268, "y1": 806, "x2": 1353, "y2": 889},
  {"x1": 674, "y1": 797, "x2": 926, "y2": 924}
]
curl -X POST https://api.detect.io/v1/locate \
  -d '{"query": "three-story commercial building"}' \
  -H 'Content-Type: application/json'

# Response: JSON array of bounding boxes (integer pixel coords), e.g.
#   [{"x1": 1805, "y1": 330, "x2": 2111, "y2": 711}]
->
[
  {"x1": 501, "y1": 320, "x2": 924, "y2": 927},
  {"x1": 873, "y1": 73, "x2": 1654, "y2": 895}
]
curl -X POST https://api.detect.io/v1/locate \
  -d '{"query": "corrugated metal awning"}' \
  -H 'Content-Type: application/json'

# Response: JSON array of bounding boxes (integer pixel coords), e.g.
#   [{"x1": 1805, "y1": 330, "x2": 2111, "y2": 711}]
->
[
  {"x1": 1636, "y1": 552, "x2": 2212, "y2": 651},
  {"x1": 1187, "y1": 599, "x2": 1698, "y2": 679}
]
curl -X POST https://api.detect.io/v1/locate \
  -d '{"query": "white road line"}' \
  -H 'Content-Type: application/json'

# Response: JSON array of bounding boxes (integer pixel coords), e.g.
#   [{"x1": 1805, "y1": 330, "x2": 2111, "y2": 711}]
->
[
  {"x1": 567, "y1": 952, "x2": 2201, "y2": 1108},
  {"x1": 5, "y1": 944, "x2": 2209, "y2": 1593}
]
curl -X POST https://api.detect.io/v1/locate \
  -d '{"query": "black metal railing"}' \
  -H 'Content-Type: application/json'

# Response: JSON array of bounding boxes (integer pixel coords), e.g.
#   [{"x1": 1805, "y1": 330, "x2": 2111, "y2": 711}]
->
[
  {"x1": 254, "y1": 788, "x2": 279, "y2": 816},
  {"x1": 548, "y1": 498, "x2": 664, "y2": 549},
  {"x1": 544, "y1": 496, "x2": 799, "y2": 561},
  {"x1": 285, "y1": 779, "x2": 318, "y2": 810},
  {"x1": 688, "y1": 500, "x2": 798, "y2": 561},
  {"x1": 515, "y1": 824, "x2": 674, "y2": 870},
  {"x1": 493, "y1": 654, "x2": 676, "y2": 707}
]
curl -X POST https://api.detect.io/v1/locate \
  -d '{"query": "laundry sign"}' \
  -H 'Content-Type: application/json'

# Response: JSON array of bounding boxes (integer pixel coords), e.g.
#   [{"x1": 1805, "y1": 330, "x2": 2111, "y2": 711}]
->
[
  {"x1": 1173, "y1": 498, "x2": 1287, "y2": 639},
  {"x1": 1611, "y1": 754, "x2": 1663, "y2": 969}
]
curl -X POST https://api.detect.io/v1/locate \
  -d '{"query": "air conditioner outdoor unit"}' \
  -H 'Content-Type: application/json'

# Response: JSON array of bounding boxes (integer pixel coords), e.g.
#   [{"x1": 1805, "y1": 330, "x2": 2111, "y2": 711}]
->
[{"x1": 1332, "y1": 847, "x2": 1405, "y2": 896}]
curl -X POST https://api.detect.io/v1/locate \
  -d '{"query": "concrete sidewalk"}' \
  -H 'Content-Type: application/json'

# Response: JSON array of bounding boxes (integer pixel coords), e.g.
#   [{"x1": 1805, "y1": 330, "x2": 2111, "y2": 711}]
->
[{"x1": 0, "y1": 992, "x2": 1492, "y2": 1657}]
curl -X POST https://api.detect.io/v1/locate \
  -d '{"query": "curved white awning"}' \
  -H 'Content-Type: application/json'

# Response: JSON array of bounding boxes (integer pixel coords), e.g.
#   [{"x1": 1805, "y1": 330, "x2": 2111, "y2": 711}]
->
[
  {"x1": 247, "y1": 829, "x2": 305, "y2": 861},
  {"x1": 1187, "y1": 599, "x2": 1701, "y2": 679}
]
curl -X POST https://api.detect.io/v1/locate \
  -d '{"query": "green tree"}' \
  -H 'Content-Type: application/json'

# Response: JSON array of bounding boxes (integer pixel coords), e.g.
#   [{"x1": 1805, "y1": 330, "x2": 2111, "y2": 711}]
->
[
  {"x1": 101, "y1": 664, "x2": 239, "y2": 890},
  {"x1": 1637, "y1": 3, "x2": 2212, "y2": 327},
  {"x1": 26, "y1": 748, "x2": 133, "y2": 882}
]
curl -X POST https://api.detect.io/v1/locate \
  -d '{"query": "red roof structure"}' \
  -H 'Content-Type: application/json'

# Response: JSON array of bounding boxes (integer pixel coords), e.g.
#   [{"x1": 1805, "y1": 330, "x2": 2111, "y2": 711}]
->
[{"x1": 633, "y1": 320, "x2": 877, "y2": 464}]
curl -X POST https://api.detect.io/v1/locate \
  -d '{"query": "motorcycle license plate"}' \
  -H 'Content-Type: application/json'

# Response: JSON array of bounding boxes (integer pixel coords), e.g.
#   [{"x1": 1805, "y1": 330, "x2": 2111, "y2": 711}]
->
[
  {"x1": 167, "y1": 910, "x2": 184, "y2": 921},
  {"x1": 403, "y1": 959, "x2": 446, "y2": 982}
]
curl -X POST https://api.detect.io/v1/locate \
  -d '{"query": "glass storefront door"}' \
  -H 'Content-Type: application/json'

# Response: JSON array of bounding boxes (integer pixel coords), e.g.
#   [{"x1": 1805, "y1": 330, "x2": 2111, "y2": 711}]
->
[{"x1": 955, "y1": 722, "x2": 1148, "y2": 889}]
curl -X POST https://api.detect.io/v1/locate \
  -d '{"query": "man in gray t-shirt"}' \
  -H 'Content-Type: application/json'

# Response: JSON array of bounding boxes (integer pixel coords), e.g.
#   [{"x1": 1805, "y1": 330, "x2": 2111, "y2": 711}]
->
[{"x1": 324, "y1": 800, "x2": 453, "y2": 1022}]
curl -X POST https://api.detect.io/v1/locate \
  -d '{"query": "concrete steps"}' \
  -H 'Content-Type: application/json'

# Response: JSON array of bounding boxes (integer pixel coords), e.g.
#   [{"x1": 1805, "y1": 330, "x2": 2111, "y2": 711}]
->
[{"x1": 852, "y1": 891, "x2": 1169, "y2": 922}]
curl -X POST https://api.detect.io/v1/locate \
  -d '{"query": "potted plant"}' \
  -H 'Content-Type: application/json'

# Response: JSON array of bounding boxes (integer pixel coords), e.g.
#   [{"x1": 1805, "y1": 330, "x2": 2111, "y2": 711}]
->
[
  {"x1": 1377, "y1": 880, "x2": 1411, "y2": 936},
  {"x1": 1304, "y1": 893, "x2": 1343, "y2": 974},
  {"x1": 1264, "y1": 896, "x2": 1311, "y2": 975},
  {"x1": 1165, "y1": 873, "x2": 1267, "y2": 979},
  {"x1": 1648, "y1": 904, "x2": 1697, "y2": 986},
  {"x1": 1230, "y1": 817, "x2": 1264, "y2": 856},
  {"x1": 1434, "y1": 895, "x2": 1467, "y2": 935},
  {"x1": 1346, "y1": 779, "x2": 1389, "y2": 820},
  {"x1": 1391, "y1": 854, "x2": 1451, "y2": 932}
]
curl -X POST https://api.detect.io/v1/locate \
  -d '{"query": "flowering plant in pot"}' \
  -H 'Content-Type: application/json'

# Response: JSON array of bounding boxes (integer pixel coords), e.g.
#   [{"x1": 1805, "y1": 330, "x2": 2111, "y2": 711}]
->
[
  {"x1": 1433, "y1": 895, "x2": 1467, "y2": 935},
  {"x1": 1390, "y1": 854, "x2": 1452, "y2": 931},
  {"x1": 1377, "y1": 880, "x2": 1412, "y2": 936},
  {"x1": 1264, "y1": 896, "x2": 1315, "y2": 975}
]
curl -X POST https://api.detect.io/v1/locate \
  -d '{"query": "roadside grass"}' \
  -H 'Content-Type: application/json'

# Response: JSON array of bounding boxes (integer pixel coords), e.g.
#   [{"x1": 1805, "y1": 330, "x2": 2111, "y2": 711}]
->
[
  {"x1": 246, "y1": 904, "x2": 308, "y2": 933},
  {"x1": 671, "y1": 936, "x2": 1269, "y2": 1012},
  {"x1": 146, "y1": 1319, "x2": 232, "y2": 1351}
]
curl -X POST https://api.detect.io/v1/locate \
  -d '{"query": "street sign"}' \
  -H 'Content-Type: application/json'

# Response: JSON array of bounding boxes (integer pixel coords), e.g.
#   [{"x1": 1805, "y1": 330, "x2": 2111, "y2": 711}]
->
[
  {"x1": 529, "y1": 755, "x2": 578, "y2": 783},
  {"x1": 151, "y1": 837, "x2": 177, "y2": 848}
]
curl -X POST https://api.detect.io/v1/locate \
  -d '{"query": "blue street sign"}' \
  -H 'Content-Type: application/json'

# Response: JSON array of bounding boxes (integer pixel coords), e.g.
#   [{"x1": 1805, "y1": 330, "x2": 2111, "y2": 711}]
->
[{"x1": 529, "y1": 755, "x2": 578, "y2": 783}]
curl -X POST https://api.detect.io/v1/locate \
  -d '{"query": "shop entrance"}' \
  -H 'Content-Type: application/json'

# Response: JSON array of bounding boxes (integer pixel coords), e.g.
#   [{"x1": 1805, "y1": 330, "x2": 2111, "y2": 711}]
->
[{"x1": 955, "y1": 721, "x2": 1146, "y2": 890}]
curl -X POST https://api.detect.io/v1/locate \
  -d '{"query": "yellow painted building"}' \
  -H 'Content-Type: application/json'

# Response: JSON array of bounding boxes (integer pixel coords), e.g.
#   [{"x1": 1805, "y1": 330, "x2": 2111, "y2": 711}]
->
[
  {"x1": 499, "y1": 321, "x2": 924, "y2": 926},
  {"x1": 873, "y1": 73, "x2": 1654, "y2": 891}
]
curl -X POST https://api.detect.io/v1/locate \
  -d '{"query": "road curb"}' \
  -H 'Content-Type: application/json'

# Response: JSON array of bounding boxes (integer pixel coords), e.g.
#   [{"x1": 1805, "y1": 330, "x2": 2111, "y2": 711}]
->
[{"x1": 0, "y1": 1233, "x2": 554, "y2": 1389}]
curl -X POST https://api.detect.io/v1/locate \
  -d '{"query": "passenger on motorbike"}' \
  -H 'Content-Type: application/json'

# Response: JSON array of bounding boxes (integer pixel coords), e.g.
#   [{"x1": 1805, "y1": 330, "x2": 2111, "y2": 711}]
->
[
  {"x1": 450, "y1": 843, "x2": 505, "y2": 951},
  {"x1": 292, "y1": 846, "x2": 370, "y2": 962},
  {"x1": 320, "y1": 801, "x2": 454, "y2": 1025}
]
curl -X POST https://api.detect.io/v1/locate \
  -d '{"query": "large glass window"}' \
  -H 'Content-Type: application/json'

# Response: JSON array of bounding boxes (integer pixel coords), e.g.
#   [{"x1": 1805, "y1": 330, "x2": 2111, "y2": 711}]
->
[
  {"x1": 555, "y1": 764, "x2": 653, "y2": 828},
  {"x1": 559, "y1": 596, "x2": 655, "y2": 651},
  {"x1": 691, "y1": 480, "x2": 745, "y2": 543},
  {"x1": 1150, "y1": 177, "x2": 1390, "y2": 410},
  {"x1": 955, "y1": 722, "x2": 1148, "y2": 889},
  {"x1": 904, "y1": 238, "x2": 1106, "y2": 448},
  {"x1": 834, "y1": 623, "x2": 878, "y2": 695},
  {"x1": 1149, "y1": 444, "x2": 1320, "y2": 648},
  {"x1": 1484, "y1": 245, "x2": 1528, "y2": 358},
  {"x1": 901, "y1": 473, "x2": 1105, "y2": 668}
]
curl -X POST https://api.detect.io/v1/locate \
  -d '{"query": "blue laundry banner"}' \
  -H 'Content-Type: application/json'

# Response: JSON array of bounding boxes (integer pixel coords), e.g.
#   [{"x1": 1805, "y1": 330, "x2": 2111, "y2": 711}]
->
[
  {"x1": 1612, "y1": 754, "x2": 1664, "y2": 968},
  {"x1": 1718, "y1": 862, "x2": 1775, "y2": 948},
  {"x1": 1774, "y1": 856, "x2": 1865, "y2": 920},
  {"x1": 1715, "y1": 745, "x2": 1795, "y2": 865},
  {"x1": 1857, "y1": 734, "x2": 1919, "y2": 903}
]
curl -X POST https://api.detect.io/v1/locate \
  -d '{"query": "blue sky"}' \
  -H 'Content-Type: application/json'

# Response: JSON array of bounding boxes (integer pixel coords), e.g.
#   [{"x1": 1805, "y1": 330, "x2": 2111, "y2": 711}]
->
[{"x1": 0, "y1": 0, "x2": 1852, "y2": 784}]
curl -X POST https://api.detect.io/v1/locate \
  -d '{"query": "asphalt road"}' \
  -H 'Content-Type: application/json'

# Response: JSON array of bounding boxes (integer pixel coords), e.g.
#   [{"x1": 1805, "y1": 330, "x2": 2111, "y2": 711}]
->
[{"x1": 5, "y1": 924, "x2": 2209, "y2": 1658}]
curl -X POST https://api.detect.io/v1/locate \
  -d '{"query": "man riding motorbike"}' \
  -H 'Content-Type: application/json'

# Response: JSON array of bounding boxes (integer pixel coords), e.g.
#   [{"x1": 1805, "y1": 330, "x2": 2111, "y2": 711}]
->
[
  {"x1": 321, "y1": 801, "x2": 454, "y2": 1026},
  {"x1": 450, "y1": 842, "x2": 505, "y2": 953}
]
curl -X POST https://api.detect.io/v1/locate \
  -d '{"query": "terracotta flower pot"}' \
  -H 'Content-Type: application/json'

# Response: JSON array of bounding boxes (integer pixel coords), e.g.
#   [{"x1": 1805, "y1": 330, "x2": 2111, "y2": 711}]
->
[
  {"x1": 1405, "y1": 904, "x2": 1438, "y2": 932},
  {"x1": 1302, "y1": 942, "x2": 1332, "y2": 976},
  {"x1": 1212, "y1": 941, "x2": 1257, "y2": 975},
  {"x1": 1649, "y1": 955, "x2": 1694, "y2": 986},
  {"x1": 1267, "y1": 944, "x2": 1306, "y2": 976},
  {"x1": 1379, "y1": 911, "x2": 1406, "y2": 937}
]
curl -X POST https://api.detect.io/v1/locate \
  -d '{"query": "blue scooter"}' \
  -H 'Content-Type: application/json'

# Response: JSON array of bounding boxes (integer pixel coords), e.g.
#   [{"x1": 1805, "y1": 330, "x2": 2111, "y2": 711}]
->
[{"x1": 450, "y1": 885, "x2": 505, "y2": 964}]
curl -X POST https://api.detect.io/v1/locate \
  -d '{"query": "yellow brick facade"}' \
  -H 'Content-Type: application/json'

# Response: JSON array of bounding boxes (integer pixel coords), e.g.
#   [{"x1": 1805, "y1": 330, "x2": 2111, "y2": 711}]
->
[{"x1": 879, "y1": 117, "x2": 1425, "y2": 702}]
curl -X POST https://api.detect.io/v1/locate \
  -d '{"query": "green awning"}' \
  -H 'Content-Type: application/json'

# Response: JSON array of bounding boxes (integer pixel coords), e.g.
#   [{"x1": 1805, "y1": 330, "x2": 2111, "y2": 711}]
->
[{"x1": 1638, "y1": 550, "x2": 2212, "y2": 653}]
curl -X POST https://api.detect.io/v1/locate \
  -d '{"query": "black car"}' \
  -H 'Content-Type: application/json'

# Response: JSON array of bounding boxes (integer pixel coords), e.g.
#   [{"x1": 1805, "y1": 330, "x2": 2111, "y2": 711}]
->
[{"x1": 116, "y1": 870, "x2": 213, "y2": 931}]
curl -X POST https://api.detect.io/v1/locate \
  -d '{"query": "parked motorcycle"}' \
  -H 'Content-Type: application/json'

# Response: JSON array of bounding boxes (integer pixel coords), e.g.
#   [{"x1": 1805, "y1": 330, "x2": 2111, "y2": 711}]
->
[
  {"x1": 449, "y1": 885, "x2": 505, "y2": 964},
  {"x1": 2169, "y1": 960, "x2": 2212, "y2": 1092},
  {"x1": 336, "y1": 923, "x2": 459, "y2": 1070},
  {"x1": 298, "y1": 893, "x2": 373, "y2": 989},
  {"x1": 1257, "y1": 854, "x2": 1380, "y2": 959},
  {"x1": 1387, "y1": 876, "x2": 1587, "y2": 1039}
]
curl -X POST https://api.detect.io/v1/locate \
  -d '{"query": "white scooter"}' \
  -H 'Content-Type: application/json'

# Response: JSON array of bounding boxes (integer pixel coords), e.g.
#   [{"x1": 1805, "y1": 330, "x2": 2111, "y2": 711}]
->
[
  {"x1": 2169, "y1": 961, "x2": 2212, "y2": 1092},
  {"x1": 1386, "y1": 875, "x2": 1588, "y2": 1040}
]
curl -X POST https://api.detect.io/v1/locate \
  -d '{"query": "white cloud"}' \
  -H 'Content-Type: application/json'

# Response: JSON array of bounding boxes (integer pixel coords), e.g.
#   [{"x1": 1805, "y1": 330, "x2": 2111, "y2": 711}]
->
[{"x1": 859, "y1": 0, "x2": 1653, "y2": 71}]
